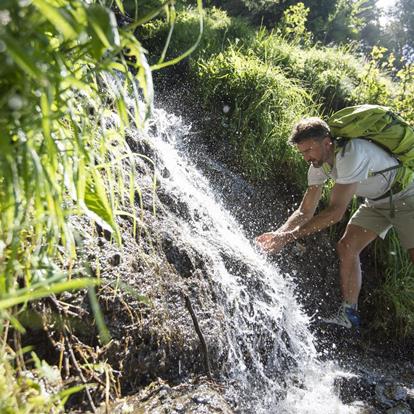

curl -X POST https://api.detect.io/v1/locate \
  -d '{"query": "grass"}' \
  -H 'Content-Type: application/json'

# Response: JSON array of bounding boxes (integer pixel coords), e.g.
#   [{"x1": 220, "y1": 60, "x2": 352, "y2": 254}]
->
[
  {"x1": 197, "y1": 46, "x2": 316, "y2": 182},
  {"x1": 139, "y1": 6, "x2": 255, "y2": 64},
  {"x1": 0, "y1": 0, "x2": 205, "y2": 409},
  {"x1": 371, "y1": 231, "x2": 414, "y2": 338}
]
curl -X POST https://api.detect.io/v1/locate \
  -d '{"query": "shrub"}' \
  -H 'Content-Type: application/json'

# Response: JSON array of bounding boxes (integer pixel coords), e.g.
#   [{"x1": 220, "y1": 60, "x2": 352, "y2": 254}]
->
[
  {"x1": 197, "y1": 48, "x2": 316, "y2": 182},
  {"x1": 252, "y1": 31, "x2": 362, "y2": 112},
  {"x1": 139, "y1": 7, "x2": 255, "y2": 64},
  {"x1": 371, "y1": 232, "x2": 414, "y2": 338}
]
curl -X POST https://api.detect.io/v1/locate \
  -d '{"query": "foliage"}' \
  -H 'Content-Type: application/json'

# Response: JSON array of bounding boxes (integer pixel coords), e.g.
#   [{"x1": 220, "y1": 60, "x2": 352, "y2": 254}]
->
[
  {"x1": 197, "y1": 47, "x2": 316, "y2": 182},
  {"x1": 0, "y1": 340, "x2": 85, "y2": 414},
  {"x1": 0, "y1": 0, "x2": 152, "y2": 322},
  {"x1": 277, "y1": 2, "x2": 312, "y2": 45},
  {"x1": 0, "y1": 0, "x2": 164, "y2": 410},
  {"x1": 385, "y1": 0, "x2": 414, "y2": 60},
  {"x1": 252, "y1": 30, "x2": 362, "y2": 112},
  {"x1": 139, "y1": 6, "x2": 254, "y2": 64},
  {"x1": 371, "y1": 232, "x2": 414, "y2": 338},
  {"x1": 350, "y1": 46, "x2": 394, "y2": 105},
  {"x1": 395, "y1": 63, "x2": 414, "y2": 122}
]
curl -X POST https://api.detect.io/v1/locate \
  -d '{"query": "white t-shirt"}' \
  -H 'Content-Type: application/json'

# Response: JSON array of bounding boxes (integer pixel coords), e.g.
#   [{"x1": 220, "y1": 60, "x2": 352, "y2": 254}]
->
[{"x1": 307, "y1": 139, "x2": 414, "y2": 206}]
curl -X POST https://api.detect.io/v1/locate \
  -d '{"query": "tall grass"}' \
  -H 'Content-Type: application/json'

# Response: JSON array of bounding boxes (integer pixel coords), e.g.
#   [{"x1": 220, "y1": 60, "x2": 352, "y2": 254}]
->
[
  {"x1": 370, "y1": 231, "x2": 414, "y2": 338},
  {"x1": 252, "y1": 29, "x2": 363, "y2": 113},
  {"x1": 0, "y1": 0, "x2": 150, "y2": 325},
  {"x1": 138, "y1": 6, "x2": 255, "y2": 67},
  {"x1": 0, "y1": 0, "x2": 203, "y2": 409},
  {"x1": 197, "y1": 47, "x2": 316, "y2": 182}
]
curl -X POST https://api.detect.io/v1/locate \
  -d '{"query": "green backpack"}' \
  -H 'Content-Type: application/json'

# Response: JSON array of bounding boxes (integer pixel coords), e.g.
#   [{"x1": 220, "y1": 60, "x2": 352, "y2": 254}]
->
[{"x1": 327, "y1": 104, "x2": 414, "y2": 191}]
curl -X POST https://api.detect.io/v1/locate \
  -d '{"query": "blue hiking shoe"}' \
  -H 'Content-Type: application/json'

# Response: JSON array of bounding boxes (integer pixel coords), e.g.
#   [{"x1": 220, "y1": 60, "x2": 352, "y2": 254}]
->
[{"x1": 321, "y1": 304, "x2": 361, "y2": 329}]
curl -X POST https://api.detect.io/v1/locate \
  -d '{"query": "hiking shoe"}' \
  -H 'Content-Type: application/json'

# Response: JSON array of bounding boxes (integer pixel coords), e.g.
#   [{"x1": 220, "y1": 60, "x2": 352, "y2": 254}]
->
[{"x1": 321, "y1": 304, "x2": 361, "y2": 329}]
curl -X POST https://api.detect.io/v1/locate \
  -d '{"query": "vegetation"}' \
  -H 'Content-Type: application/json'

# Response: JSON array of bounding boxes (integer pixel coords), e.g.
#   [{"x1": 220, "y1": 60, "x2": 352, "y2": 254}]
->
[
  {"x1": 2, "y1": 0, "x2": 414, "y2": 409},
  {"x1": 0, "y1": 0, "x2": 202, "y2": 410}
]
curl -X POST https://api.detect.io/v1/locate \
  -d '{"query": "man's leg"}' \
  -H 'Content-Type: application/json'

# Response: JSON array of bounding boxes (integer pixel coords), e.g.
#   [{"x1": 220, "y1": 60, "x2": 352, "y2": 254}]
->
[{"x1": 337, "y1": 224, "x2": 378, "y2": 306}]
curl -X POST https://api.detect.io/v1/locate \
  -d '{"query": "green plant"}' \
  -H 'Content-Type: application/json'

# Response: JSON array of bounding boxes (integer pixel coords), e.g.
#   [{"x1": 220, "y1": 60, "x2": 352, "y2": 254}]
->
[
  {"x1": 0, "y1": 0, "x2": 203, "y2": 409},
  {"x1": 351, "y1": 46, "x2": 393, "y2": 105},
  {"x1": 197, "y1": 47, "x2": 316, "y2": 182},
  {"x1": 395, "y1": 62, "x2": 414, "y2": 123},
  {"x1": 277, "y1": 2, "x2": 312, "y2": 46},
  {"x1": 371, "y1": 231, "x2": 414, "y2": 338},
  {"x1": 139, "y1": 6, "x2": 254, "y2": 64}
]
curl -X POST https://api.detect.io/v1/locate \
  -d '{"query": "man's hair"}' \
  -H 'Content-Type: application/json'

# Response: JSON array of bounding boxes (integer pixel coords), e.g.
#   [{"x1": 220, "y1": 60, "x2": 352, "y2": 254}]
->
[{"x1": 289, "y1": 117, "x2": 331, "y2": 144}]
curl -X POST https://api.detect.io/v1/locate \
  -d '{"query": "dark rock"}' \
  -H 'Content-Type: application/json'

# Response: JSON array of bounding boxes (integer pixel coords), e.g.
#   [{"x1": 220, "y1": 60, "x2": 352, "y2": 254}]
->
[
  {"x1": 157, "y1": 189, "x2": 191, "y2": 221},
  {"x1": 95, "y1": 222, "x2": 112, "y2": 242},
  {"x1": 162, "y1": 236, "x2": 199, "y2": 278},
  {"x1": 110, "y1": 253, "x2": 121, "y2": 266},
  {"x1": 386, "y1": 402, "x2": 413, "y2": 414},
  {"x1": 335, "y1": 375, "x2": 375, "y2": 405},
  {"x1": 97, "y1": 379, "x2": 234, "y2": 414},
  {"x1": 408, "y1": 392, "x2": 414, "y2": 411},
  {"x1": 376, "y1": 382, "x2": 408, "y2": 408}
]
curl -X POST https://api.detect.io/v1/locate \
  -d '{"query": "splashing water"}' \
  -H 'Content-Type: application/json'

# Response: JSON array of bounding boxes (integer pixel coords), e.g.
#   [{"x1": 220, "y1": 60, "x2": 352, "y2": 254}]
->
[{"x1": 134, "y1": 108, "x2": 363, "y2": 413}]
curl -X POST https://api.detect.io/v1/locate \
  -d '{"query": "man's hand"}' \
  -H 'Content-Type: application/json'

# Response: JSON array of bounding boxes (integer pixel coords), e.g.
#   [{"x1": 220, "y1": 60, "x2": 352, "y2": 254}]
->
[{"x1": 255, "y1": 231, "x2": 294, "y2": 253}]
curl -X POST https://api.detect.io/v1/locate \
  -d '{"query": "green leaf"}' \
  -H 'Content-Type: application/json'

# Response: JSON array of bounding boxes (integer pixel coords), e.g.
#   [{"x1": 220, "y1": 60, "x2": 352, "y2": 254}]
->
[
  {"x1": 87, "y1": 4, "x2": 120, "y2": 59},
  {"x1": 3, "y1": 35, "x2": 43, "y2": 80},
  {"x1": 32, "y1": 0, "x2": 78, "y2": 40},
  {"x1": 88, "y1": 287, "x2": 111, "y2": 344},
  {"x1": 84, "y1": 169, "x2": 120, "y2": 244},
  {"x1": 0, "y1": 278, "x2": 98, "y2": 310},
  {"x1": 114, "y1": 0, "x2": 125, "y2": 15}
]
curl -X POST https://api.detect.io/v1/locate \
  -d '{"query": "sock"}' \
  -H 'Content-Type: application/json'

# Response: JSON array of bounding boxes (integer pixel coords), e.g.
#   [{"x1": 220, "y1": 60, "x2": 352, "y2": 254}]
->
[{"x1": 343, "y1": 301, "x2": 358, "y2": 311}]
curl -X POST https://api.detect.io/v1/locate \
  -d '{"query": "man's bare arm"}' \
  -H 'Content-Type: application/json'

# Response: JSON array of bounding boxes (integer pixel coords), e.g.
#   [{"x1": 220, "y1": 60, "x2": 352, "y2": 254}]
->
[
  {"x1": 256, "y1": 185, "x2": 322, "y2": 250},
  {"x1": 256, "y1": 182, "x2": 357, "y2": 253},
  {"x1": 291, "y1": 182, "x2": 357, "y2": 239},
  {"x1": 278, "y1": 185, "x2": 323, "y2": 232}
]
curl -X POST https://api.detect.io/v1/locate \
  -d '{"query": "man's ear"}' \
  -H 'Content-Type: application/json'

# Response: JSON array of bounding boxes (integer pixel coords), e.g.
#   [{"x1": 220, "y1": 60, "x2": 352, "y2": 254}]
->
[{"x1": 323, "y1": 136, "x2": 333, "y2": 147}]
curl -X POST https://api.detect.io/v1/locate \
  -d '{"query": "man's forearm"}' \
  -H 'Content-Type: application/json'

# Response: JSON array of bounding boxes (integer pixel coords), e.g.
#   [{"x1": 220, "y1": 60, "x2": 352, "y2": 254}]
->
[
  {"x1": 278, "y1": 209, "x2": 312, "y2": 232},
  {"x1": 292, "y1": 206, "x2": 342, "y2": 239}
]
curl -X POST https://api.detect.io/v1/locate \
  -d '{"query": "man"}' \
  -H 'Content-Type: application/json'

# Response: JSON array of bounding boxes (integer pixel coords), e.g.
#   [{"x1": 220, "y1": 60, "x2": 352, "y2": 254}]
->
[{"x1": 256, "y1": 117, "x2": 414, "y2": 329}]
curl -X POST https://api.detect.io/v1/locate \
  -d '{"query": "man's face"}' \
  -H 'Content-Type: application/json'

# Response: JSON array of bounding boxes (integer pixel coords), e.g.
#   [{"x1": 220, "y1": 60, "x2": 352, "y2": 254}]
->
[{"x1": 296, "y1": 137, "x2": 332, "y2": 168}]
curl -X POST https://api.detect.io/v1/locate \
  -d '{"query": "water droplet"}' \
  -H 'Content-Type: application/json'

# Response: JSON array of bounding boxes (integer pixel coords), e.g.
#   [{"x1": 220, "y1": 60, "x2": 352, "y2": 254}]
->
[
  {"x1": 0, "y1": 10, "x2": 11, "y2": 26},
  {"x1": 8, "y1": 95, "x2": 23, "y2": 111}
]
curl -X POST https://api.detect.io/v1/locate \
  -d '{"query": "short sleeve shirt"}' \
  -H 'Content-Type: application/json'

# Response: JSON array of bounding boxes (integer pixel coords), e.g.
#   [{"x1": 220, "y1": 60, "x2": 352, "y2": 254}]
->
[{"x1": 307, "y1": 139, "x2": 414, "y2": 206}]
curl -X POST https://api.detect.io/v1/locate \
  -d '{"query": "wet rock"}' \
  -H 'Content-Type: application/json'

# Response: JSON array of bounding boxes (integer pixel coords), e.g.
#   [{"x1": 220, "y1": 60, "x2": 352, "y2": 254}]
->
[
  {"x1": 109, "y1": 253, "x2": 121, "y2": 266},
  {"x1": 157, "y1": 189, "x2": 191, "y2": 221},
  {"x1": 376, "y1": 382, "x2": 408, "y2": 408},
  {"x1": 335, "y1": 375, "x2": 375, "y2": 405},
  {"x1": 95, "y1": 222, "x2": 113, "y2": 242},
  {"x1": 386, "y1": 402, "x2": 413, "y2": 414},
  {"x1": 408, "y1": 390, "x2": 414, "y2": 410},
  {"x1": 126, "y1": 135, "x2": 155, "y2": 160},
  {"x1": 98, "y1": 379, "x2": 234, "y2": 414},
  {"x1": 162, "y1": 235, "x2": 203, "y2": 278}
]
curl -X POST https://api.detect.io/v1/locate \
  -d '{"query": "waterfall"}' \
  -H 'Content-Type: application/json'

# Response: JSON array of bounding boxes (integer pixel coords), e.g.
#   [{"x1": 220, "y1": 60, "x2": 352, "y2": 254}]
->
[{"x1": 132, "y1": 107, "x2": 363, "y2": 413}]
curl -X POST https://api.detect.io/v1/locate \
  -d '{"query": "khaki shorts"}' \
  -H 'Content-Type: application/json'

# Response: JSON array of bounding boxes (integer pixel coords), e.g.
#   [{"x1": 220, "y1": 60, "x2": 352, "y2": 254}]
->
[{"x1": 349, "y1": 195, "x2": 414, "y2": 249}]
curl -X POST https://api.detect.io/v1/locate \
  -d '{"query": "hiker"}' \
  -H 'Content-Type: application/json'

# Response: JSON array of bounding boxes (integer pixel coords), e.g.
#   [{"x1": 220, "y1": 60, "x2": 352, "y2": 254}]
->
[{"x1": 256, "y1": 116, "x2": 414, "y2": 329}]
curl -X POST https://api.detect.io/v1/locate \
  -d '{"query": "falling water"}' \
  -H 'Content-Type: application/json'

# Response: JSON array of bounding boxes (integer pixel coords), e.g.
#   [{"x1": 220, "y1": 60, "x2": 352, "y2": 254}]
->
[{"x1": 131, "y1": 106, "x2": 364, "y2": 413}]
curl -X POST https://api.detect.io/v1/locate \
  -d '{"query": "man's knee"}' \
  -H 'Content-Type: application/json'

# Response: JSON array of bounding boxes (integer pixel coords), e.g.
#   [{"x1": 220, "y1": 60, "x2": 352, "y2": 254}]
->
[
  {"x1": 337, "y1": 224, "x2": 377, "y2": 260},
  {"x1": 337, "y1": 237, "x2": 358, "y2": 259}
]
